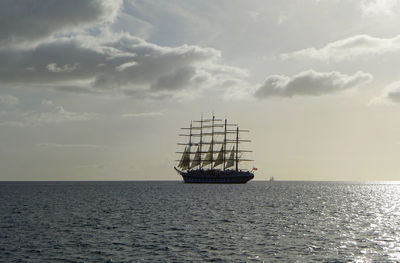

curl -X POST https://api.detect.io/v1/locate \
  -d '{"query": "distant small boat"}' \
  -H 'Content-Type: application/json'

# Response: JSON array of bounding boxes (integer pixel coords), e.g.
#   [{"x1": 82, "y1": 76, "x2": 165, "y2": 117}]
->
[{"x1": 269, "y1": 176, "x2": 274, "y2": 182}]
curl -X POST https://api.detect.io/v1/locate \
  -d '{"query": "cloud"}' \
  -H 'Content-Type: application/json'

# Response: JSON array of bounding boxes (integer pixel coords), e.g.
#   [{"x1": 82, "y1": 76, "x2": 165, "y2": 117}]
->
[
  {"x1": 370, "y1": 80, "x2": 400, "y2": 106},
  {"x1": 0, "y1": 33, "x2": 247, "y2": 99},
  {"x1": 47, "y1": 63, "x2": 79, "y2": 73},
  {"x1": 115, "y1": 61, "x2": 138, "y2": 72},
  {"x1": 0, "y1": 105, "x2": 97, "y2": 127},
  {"x1": 0, "y1": 1, "x2": 252, "y2": 101},
  {"x1": 0, "y1": 0, "x2": 122, "y2": 47},
  {"x1": 281, "y1": 34, "x2": 400, "y2": 61},
  {"x1": 360, "y1": 0, "x2": 399, "y2": 17},
  {"x1": 150, "y1": 67, "x2": 197, "y2": 91},
  {"x1": 0, "y1": 95, "x2": 19, "y2": 106},
  {"x1": 31, "y1": 106, "x2": 97, "y2": 123},
  {"x1": 254, "y1": 70, "x2": 373, "y2": 98},
  {"x1": 387, "y1": 89, "x2": 400, "y2": 103}
]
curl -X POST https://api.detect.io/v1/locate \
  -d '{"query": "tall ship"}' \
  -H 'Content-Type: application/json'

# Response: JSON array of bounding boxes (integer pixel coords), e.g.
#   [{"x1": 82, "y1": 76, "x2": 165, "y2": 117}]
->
[{"x1": 174, "y1": 115, "x2": 255, "y2": 183}]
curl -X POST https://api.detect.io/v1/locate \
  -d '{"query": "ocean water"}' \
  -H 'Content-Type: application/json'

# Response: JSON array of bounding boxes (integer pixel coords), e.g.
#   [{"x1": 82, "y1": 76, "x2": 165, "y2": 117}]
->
[{"x1": 1, "y1": 181, "x2": 400, "y2": 262}]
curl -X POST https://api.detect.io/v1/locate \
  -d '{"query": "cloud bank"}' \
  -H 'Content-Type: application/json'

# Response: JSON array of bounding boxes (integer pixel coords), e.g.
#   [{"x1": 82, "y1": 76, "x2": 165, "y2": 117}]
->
[
  {"x1": 0, "y1": 34, "x2": 248, "y2": 98},
  {"x1": 281, "y1": 34, "x2": 400, "y2": 61},
  {"x1": 0, "y1": 0, "x2": 251, "y2": 100},
  {"x1": 255, "y1": 70, "x2": 373, "y2": 98},
  {"x1": 1, "y1": 1, "x2": 379, "y2": 103}
]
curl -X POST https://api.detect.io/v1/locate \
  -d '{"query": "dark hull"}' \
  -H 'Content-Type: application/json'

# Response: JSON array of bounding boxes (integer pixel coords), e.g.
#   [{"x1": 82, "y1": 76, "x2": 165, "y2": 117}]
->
[{"x1": 175, "y1": 167, "x2": 254, "y2": 184}]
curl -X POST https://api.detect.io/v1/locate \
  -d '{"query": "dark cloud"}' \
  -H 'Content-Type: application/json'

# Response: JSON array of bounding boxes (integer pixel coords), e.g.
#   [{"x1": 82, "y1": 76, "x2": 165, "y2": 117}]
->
[
  {"x1": 0, "y1": 1, "x2": 249, "y2": 100},
  {"x1": 255, "y1": 70, "x2": 373, "y2": 98},
  {"x1": 150, "y1": 67, "x2": 196, "y2": 91},
  {"x1": 0, "y1": 0, "x2": 121, "y2": 46},
  {"x1": 0, "y1": 33, "x2": 244, "y2": 98},
  {"x1": 0, "y1": 38, "x2": 106, "y2": 83},
  {"x1": 93, "y1": 36, "x2": 220, "y2": 91}
]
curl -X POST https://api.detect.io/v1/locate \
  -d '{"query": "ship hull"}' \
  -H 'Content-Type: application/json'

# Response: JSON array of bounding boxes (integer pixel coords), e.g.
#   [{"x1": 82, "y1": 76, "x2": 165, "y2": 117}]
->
[{"x1": 175, "y1": 167, "x2": 254, "y2": 184}]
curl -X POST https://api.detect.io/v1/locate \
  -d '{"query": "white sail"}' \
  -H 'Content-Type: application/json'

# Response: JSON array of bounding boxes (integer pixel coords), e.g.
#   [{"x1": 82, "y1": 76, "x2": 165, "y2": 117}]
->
[
  {"x1": 181, "y1": 147, "x2": 191, "y2": 170},
  {"x1": 190, "y1": 146, "x2": 201, "y2": 168},
  {"x1": 225, "y1": 146, "x2": 235, "y2": 169},
  {"x1": 213, "y1": 146, "x2": 224, "y2": 167},
  {"x1": 178, "y1": 147, "x2": 187, "y2": 169},
  {"x1": 202, "y1": 145, "x2": 213, "y2": 167}
]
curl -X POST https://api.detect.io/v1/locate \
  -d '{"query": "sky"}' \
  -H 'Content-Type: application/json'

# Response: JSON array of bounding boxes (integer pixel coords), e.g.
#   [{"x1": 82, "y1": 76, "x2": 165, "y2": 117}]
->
[{"x1": 2, "y1": 0, "x2": 400, "y2": 181}]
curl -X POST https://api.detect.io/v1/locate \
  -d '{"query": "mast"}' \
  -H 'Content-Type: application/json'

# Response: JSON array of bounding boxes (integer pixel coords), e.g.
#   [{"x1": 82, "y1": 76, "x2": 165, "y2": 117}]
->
[
  {"x1": 188, "y1": 121, "x2": 192, "y2": 171},
  {"x1": 210, "y1": 115, "x2": 215, "y2": 169},
  {"x1": 199, "y1": 114, "x2": 203, "y2": 168},
  {"x1": 236, "y1": 126, "x2": 239, "y2": 172},
  {"x1": 177, "y1": 115, "x2": 253, "y2": 171},
  {"x1": 223, "y1": 118, "x2": 227, "y2": 170}
]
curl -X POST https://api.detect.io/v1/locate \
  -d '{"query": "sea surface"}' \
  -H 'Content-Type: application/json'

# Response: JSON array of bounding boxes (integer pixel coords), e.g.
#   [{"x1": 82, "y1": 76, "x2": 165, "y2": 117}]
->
[{"x1": 1, "y1": 181, "x2": 400, "y2": 262}]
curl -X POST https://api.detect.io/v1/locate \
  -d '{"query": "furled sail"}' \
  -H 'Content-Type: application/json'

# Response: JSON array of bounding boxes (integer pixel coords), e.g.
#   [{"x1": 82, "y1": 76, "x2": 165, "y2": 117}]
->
[
  {"x1": 213, "y1": 146, "x2": 224, "y2": 167},
  {"x1": 202, "y1": 145, "x2": 213, "y2": 167},
  {"x1": 190, "y1": 146, "x2": 201, "y2": 168},
  {"x1": 225, "y1": 146, "x2": 235, "y2": 168}
]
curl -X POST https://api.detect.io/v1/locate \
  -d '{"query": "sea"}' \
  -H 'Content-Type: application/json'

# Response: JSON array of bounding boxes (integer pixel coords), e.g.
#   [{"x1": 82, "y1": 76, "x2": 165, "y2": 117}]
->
[{"x1": 1, "y1": 181, "x2": 400, "y2": 262}]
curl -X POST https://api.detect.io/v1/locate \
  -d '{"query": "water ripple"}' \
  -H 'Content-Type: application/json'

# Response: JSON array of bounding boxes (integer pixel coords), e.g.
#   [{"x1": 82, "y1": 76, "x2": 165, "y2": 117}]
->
[{"x1": 1, "y1": 181, "x2": 400, "y2": 262}]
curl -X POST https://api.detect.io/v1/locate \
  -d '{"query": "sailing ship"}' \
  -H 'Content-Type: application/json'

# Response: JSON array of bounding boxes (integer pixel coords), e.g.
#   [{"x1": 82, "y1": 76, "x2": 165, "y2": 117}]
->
[
  {"x1": 174, "y1": 115, "x2": 255, "y2": 184},
  {"x1": 269, "y1": 176, "x2": 275, "y2": 182}
]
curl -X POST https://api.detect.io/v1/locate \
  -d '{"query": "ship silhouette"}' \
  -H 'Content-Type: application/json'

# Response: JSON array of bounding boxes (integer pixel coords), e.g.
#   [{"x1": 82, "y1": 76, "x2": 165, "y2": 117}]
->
[{"x1": 174, "y1": 114, "x2": 255, "y2": 183}]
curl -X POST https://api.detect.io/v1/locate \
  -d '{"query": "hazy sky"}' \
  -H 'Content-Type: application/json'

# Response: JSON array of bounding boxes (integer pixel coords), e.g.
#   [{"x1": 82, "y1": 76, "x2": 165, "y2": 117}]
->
[{"x1": 2, "y1": 0, "x2": 400, "y2": 181}]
